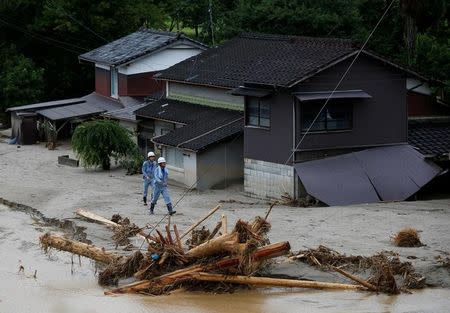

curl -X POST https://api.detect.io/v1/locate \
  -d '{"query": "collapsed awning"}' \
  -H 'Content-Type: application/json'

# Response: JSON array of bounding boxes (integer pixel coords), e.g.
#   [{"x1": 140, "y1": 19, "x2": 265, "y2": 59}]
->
[
  {"x1": 229, "y1": 86, "x2": 273, "y2": 98},
  {"x1": 293, "y1": 90, "x2": 371, "y2": 102},
  {"x1": 294, "y1": 145, "x2": 442, "y2": 206}
]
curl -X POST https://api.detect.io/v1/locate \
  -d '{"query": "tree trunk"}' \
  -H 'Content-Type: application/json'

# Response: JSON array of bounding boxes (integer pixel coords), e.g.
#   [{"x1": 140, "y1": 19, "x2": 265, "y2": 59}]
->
[
  {"x1": 189, "y1": 273, "x2": 366, "y2": 291},
  {"x1": 75, "y1": 208, "x2": 151, "y2": 243},
  {"x1": 404, "y1": 14, "x2": 417, "y2": 65},
  {"x1": 40, "y1": 233, "x2": 120, "y2": 264},
  {"x1": 105, "y1": 241, "x2": 291, "y2": 295},
  {"x1": 185, "y1": 233, "x2": 241, "y2": 258}
]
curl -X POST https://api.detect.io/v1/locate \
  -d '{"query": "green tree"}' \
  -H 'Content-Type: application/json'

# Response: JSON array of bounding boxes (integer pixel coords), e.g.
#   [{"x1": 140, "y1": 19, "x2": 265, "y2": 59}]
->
[
  {"x1": 0, "y1": 44, "x2": 44, "y2": 112},
  {"x1": 72, "y1": 119, "x2": 139, "y2": 170},
  {"x1": 400, "y1": 0, "x2": 446, "y2": 65}
]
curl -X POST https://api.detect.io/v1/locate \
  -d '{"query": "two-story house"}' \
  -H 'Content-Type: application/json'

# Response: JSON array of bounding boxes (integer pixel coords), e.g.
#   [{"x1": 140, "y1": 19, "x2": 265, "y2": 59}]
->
[
  {"x1": 7, "y1": 29, "x2": 206, "y2": 145},
  {"x1": 141, "y1": 32, "x2": 444, "y2": 204}
]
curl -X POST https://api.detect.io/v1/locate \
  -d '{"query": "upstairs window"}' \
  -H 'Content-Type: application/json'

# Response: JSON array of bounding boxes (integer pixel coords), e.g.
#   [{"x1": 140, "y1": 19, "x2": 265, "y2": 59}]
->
[
  {"x1": 301, "y1": 102, "x2": 352, "y2": 132},
  {"x1": 246, "y1": 98, "x2": 270, "y2": 128},
  {"x1": 110, "y1": 67, "x2": 118, "y2": 98}
]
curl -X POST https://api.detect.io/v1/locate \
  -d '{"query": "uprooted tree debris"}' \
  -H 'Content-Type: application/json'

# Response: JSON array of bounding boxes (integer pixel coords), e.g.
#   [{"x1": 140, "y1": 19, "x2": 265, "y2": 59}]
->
[
  {"x1": 38, "y1": 205, "x2": 421, "y2": 296},
  {"x1": 290, "y1": 245, "x2": 426, "y2": 294}
]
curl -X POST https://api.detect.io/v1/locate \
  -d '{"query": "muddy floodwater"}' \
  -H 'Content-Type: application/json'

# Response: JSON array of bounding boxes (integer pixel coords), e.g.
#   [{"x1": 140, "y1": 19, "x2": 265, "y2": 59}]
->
[{"x1": 1, "y1": 204, "x2": 450, "y2": 313}]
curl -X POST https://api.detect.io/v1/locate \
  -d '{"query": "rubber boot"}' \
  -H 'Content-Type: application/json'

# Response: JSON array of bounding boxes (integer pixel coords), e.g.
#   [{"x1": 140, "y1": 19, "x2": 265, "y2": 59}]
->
[
  {"x1": 143, "y1": 196, "x2": 147, "y2": 206},
  {"x1": 149, "y1": 203, "x2": 155, "y2": 215},
  {"x1": 167, "y1": 203, "x2": 176, "y2": 216}
]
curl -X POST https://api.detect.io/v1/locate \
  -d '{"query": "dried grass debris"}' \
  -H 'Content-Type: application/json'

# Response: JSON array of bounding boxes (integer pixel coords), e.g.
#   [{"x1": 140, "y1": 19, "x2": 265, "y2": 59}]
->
[{"x1": 392, "y1": 228, "x2": 423, "y2": 247}]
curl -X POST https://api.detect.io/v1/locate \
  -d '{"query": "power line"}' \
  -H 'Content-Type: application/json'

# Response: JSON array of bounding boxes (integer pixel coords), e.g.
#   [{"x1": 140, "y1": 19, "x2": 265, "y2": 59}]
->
[
  {"x1": 46, "y1": 0, "x2": 109, "y2": 43},
  {"x1": 283, "y1": 0, "x2": 396, "y2": 166},
  {"x1": 0, "y1": 15, "x2": 89, "y2": 54}
]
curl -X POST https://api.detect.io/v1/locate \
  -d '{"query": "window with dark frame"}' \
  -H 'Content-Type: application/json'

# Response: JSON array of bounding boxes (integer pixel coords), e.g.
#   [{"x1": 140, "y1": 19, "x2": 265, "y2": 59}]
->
[
  {"x1": 245, "y1": 98, "x2": 270, "y2": 128},
  {"x1": 301, "y1": 101, "x2": 352, "y2": 132}
]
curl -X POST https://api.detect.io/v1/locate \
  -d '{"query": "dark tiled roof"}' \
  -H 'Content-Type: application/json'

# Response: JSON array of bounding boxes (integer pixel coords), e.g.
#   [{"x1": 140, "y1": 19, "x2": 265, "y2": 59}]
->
[
  {"x1": 103, "y1": 103, "x2": 147, "y2": 122},
  {"x1": 135, "y1": 99, "x2": 243, "y2": 152},
  {"x1": 408, "y1": 118, "x2": 450, "y2": 156},
  {"x1": 157, "y1": 32, "x2": 356, "y2": 88},
  {"x1": 79, "y1": 29, "x2": 207, "y2": 66}
]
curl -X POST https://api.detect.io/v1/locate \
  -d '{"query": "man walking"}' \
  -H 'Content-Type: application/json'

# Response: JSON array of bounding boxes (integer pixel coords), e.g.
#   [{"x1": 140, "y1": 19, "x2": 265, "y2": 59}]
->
[
  {"x1": 142, "y1": 151, "x2": 156, "y2": 206},
  {"x1": 149, "y1": 157, "x2": 176, "y2": 215}
]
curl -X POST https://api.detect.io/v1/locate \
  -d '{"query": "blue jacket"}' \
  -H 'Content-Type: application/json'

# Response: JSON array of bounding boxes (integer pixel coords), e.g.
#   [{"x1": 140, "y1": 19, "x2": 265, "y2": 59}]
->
[
  {"x1": 142, "y1": 160, "x2": 156, "y2": 180},
  {"x1": 153, "y1": 166, "x2": 169, "y2": 187}
]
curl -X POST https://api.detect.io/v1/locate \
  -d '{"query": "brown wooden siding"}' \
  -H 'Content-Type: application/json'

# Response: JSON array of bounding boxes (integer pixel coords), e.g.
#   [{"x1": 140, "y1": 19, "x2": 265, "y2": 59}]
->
[
  {"x1": 118, "y1": 73, "x2": 128, "y2": 96},
  {"x1": 117, "y1": 72, "x2": 164, "y2": 96},
  {"x1": 95, "y1": 67, "x2": 110, "y2": 97},
  {"x1": 407, "y1": 91, "x2": 436, "y2": 116}
]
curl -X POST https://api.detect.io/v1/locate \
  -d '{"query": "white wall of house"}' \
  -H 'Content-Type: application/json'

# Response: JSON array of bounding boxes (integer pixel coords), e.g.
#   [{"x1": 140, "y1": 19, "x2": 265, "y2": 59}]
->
[
  {"x1": 183, "y1": 151, "x2": 197, "y2": 187},
  {"x1": 167, "y1": 82, "x2": 244, "y2": 111},
  {"x1": 118, "y1": 45, "x2": 203, "y2": 75},
  {"x1": 95, "y1": 63, "x2": 110, "y2": 70},
  {"x1": 196, "y1": 136, "x2": 244, "y2": 190}
]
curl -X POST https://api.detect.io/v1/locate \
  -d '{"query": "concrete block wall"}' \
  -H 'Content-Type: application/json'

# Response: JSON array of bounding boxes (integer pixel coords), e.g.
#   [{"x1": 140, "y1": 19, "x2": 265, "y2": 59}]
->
[{"x1": 244, "y1": 158, "x2": 294, "y2": 199}]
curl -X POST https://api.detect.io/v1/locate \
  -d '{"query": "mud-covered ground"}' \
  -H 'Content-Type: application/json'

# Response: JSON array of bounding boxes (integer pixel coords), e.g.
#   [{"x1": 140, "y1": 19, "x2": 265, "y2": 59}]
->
[{"x1": 1, "y1": 140, "x2": 450, "y2": 312}]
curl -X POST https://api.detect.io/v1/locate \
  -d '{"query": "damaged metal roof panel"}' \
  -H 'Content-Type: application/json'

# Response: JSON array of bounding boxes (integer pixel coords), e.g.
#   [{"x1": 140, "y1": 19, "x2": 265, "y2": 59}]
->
[
  {"x1": 294, "y1": 152, "x2": 380, "y2": 206},
  {"x1": 294, "y1": 145, "x2": 442, "y2": 206}
]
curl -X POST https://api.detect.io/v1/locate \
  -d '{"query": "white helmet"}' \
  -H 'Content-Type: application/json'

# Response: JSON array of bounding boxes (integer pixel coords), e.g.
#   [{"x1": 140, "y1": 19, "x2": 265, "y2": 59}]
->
[
  {"x1": 147, "y1": 151, "x2": 155, "y2": 157},
  {"x1": 157, "y1": 157, "x2": 166, "y2": 164}
]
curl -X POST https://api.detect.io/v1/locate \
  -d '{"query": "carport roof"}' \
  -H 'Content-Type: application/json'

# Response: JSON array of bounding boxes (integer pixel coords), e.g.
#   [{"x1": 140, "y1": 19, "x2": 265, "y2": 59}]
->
[
  {"x1": 36, "y1": 93, "x2": 122, "y2": 121},
  {"x1": 6, "y1": 98, "x2": 83, "y2": 112}
]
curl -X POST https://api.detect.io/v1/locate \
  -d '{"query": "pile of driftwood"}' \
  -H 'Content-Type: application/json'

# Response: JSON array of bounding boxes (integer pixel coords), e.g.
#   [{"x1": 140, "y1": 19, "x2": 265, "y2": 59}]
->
[
  {"x1": 290, "y1": 245, "x2": 426, "y2": 294},
  {"x1": 38, "y1": 205, "x2": 372, "y2": 295}
]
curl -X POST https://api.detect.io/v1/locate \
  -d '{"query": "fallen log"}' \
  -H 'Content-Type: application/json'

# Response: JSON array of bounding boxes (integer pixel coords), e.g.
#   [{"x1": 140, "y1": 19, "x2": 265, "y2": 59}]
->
[
  {"x1": 189, "y1": 273, "x2": 366, "y2": 291},
  {"x1": 39, "y1": 233, "x2": 120, "y2": 264},
  {"x1": 76, "y1": 208, "x2": 151, "y2": 243},
  {"x1": 185, "y1": 233, "x2": 242, "y2": 258},
  {"x1": 105, "y1": 241, "x2": 291, "y2": 295},
  {"x1": 331, "y1": 266, "x2": 378, "y2": 291},
  {"x1": 180, "y1": 205, "x2": 221, "y2": 239}
]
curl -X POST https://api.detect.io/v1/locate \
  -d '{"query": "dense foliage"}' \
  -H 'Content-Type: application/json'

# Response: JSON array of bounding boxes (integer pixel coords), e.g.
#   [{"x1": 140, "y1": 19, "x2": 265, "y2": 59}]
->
[
  {"x1": 0, "y1": 0, "x2": 448, "y2": 116},
  {"x1": 72, "y1": 119, "x2": 139, "y2": 170}
]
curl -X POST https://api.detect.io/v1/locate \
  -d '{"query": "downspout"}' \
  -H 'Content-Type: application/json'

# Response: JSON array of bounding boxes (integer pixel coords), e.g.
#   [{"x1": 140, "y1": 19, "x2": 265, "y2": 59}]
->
[{"x1": 292, "y1": 96, "x2": 297, "y2": 199}]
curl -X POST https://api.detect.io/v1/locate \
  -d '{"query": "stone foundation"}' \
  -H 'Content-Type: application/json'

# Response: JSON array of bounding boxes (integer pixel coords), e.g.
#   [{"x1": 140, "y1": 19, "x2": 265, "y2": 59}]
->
[{"x1": 244, "y1": 158, "x2": 294, "y2": 199}]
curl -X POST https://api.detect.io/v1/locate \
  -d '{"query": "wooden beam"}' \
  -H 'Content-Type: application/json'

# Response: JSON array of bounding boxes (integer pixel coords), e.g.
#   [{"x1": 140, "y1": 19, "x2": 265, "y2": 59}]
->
[
  {"x1": 189, "y1": 273, "x2": 367, "y2": 291},
  {"x1": 105, "y1": 241, "x2": 291, "y2": 295},
  {"x1": 173, "y1": 224, "x2": 182, "y2": 250},
  {"x1": 221, "y1": 214, "x2": 228, "y2": 234},
  {"x1": 331, "y1": 266, "x2": 377, "y2": 291},
  {"x1": 180, "y1": 205, "x2": 221, "y2": 239},
  {"x1": 75, "y1": 208, "x2": 151, "y2": 243}
]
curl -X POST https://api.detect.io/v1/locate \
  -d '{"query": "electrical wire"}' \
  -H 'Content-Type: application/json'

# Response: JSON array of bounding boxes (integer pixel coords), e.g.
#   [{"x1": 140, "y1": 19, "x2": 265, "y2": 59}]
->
[
  {"x1": 283, "y1": 0, "x2": 396, "y2": 166},
  {"x1": 46, "y1": 0, "x2": 110, "y2": 43},
  {"x1": 0, "y1": 15, "x2": 89, "y2": 54}
]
